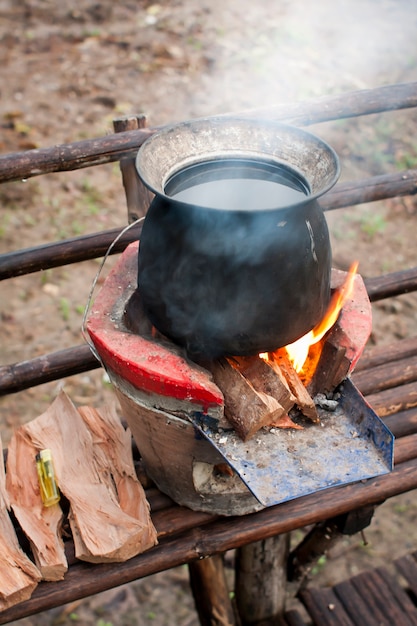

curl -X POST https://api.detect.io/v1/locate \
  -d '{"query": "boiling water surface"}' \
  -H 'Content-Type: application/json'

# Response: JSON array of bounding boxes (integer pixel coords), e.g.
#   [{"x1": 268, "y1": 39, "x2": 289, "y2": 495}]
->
[{"x1": 165, "y1": 158, "x2": 310, "y2": 211}]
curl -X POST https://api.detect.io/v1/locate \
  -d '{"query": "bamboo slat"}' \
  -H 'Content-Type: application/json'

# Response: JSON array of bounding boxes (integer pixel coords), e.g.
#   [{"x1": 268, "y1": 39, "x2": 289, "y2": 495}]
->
[
  {"x1": 0, "y1": 223, "x2": 142, "y2": 281},
  {"x1": 352, "y1": 355, "x2": 417, "y2": 396},
  {"x1": 0, "y1": 345, "x2": 99, "y2": 396},
  {"x1": 365, "y1": 381, "x2": 417, "y2": 417},
  {"x1": 354, "y1": 336, "x2": 417, "y2": 372},
  {"x1": 0, "y1": 83, "x2": 416, "y2": 184}
]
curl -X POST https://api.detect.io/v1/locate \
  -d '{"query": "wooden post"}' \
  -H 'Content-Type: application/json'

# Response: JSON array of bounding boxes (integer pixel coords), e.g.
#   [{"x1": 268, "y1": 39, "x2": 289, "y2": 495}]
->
[
  {"x1": 235, "y1": 534, "x2": 290, "y2": 625},
  {"x1": 113, "y1": 115, "x2": 153, "y2": 223},
  {"x1": 188, "y1": 554, "x2": 237, "y2": 626}
]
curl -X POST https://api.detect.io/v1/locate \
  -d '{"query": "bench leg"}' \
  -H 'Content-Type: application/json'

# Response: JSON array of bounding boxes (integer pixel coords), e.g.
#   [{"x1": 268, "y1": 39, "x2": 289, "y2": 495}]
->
[
  {"x1": 235, "y1": 534, "x2": 290, "y2": 625},
  {"x1": 188, "y1": 554, "x2": 237, "y2": 626}
]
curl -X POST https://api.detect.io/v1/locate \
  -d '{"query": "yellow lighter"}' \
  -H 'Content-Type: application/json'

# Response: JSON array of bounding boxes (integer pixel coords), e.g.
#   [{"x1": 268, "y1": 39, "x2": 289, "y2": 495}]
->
[{"x1": 36, "y1": 449, "x2": 60, "y2": 507}]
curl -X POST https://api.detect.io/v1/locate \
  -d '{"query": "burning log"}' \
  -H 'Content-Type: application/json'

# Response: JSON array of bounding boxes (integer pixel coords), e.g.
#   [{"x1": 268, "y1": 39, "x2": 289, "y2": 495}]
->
[
  {"x1": 230, "y1": 355, "x2": 301, "y2": 430},
  {"x1": 205, "y1": 358, "x2": 289, "y2": 441},
  {"x1": 8, "y1": 392, "x2": 157, "y2": 564},
  {"x1": 269, "y1": 350, "x2": 319, "y2": 422},
  {"x1": 6, "y1": 430, "x2": 67, "y2": 581},
  {"x1": 0, "y1": 435, "x2": 42, "y2": 609},
  {"x1": 231, "y1": 355, "x2": 295, "y2": 413}
]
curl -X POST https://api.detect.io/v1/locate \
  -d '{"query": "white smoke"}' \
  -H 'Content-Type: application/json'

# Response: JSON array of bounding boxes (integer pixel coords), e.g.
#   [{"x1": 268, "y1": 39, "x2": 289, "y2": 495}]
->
[{"x1": 193, "y1": 0, "x2": 417, "y2": 114}]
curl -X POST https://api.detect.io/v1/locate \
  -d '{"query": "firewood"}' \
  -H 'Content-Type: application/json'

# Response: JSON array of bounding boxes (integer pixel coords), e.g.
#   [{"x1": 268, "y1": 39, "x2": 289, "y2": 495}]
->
[
  {"x1": 269, "y1": 412, "x2": 304, "y2": 430},
  {"x1": 271, "y1": 350, "x2": 319, "y2": 422},
  {"x1": 257, "y1": 391, "x2": 302, "y2": 430},
  {"x1": 6, "y1": 429, "x2": 67, "y2": 581},
  {"x1": 205, "y1": 358, "x2": 288, "y2": 441},
  {"x1": 308, "y1": 339, "x2": 348, "y2": 396},
  {"x1": 15, "y1": 392, "x2": 158, "y2": 563},
  {"x1": 231, "y1": 355, "x2": 296, "y2": 412},
  {"x1": 0, "y1": 434, "x2": 41, "y2": 610},
  {"x1": 230, "y1": 355, "x2": 301, "y2": 429},
  {"x1": 77, "y1": 405, "x2": 157, "y2": 549}
]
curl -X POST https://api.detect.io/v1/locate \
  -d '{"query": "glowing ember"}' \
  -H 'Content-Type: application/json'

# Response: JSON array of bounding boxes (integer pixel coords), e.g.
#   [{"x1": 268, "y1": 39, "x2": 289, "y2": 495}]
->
[{"x1": 283, "y1": 261, "x2": 359, "y2": 372}]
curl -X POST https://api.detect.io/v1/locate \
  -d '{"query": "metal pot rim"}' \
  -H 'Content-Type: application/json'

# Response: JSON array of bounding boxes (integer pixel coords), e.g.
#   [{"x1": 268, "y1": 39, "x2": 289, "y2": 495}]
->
[{"x1": 136, "y1": 117, "x2": 340, "y2": 206}]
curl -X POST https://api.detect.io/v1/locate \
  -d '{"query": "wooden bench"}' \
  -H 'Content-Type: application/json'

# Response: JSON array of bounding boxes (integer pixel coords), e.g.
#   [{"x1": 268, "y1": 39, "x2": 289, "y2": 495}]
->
[
  {"x1": 1, "y1": 82, "x2": 417, "y2": 625},
  {"x1": 296, "y1": 552, "x2": 417, "y2": 626}
]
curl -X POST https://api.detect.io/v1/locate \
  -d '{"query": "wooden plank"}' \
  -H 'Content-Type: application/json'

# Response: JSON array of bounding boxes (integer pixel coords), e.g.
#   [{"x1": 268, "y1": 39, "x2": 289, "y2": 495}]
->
[
  {"x1": 0, "y1": 345, "x2": 99, "y2": 396},
  {"x1": 144, "y1": 487, "x2": 175, "y2": 514},
  {"x1": 298, "y1": 587, "x2": 354, "y2": 626},
  {"x1": 351, "y1": 568, "x2": 417, "y2": 626},
  {"x1": 366, "y1": 381, "x2": 417, "y2": 417},
  {"x1": 231, "y1": 82, "x2": 417, "y2": 128},
  {"x1": 384, "y1": 408, "x2": 417, "y2": 438},
  {"x1": 0, "y1": 83, "x2": 415, "y2": 184},
  {"x1": 321, "y1": 169, "x2": 417, "y2": 212},
  {"x1": 149, "y1": 501, "x2": 216, "y2": 540},
  {"x1": 349, "y1": 570, "x2": 394, "y2": 625},
  {"x1": 393, "y1": 434, "x2": 417, "y2": 465},
  {"x1": 2, "y1": 331, "x2": 417, "y2": 400},
  {"x1": 0, "y1": 222, "x2": 142, "y2": 280},
  {"x1": 0, "y1": 531, "x2": 207, "y2": 625},
  {"x1": 377, "y1": 566, "x2": 417, "y2": 625},
  {"x1": 353, "y1": 355, "x2": 417, "y2": 396},
  {"x1": 0, "y1": 128, "x2": 154, "y2": 183},
  {"x1": 394, "y1": 553, "x2": 417, "y2": 598},
  {"x1": 365, "y1": 266, "x2": 417, "y2": 302},
  {"x1": 333, "y1": 578, "x2": 381, "y2": 625},
  {"x1": 354, "y1": 337, "x2": 417, "y2": 372}
]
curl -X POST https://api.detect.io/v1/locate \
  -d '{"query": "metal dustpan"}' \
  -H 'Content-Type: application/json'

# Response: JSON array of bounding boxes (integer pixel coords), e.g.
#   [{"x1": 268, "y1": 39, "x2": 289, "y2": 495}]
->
[{"x1": 189, "y1": 378, "x2": 394, "y2": 508}]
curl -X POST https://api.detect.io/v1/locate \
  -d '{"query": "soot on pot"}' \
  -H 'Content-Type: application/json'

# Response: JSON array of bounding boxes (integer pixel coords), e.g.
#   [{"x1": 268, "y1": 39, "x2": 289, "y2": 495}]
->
[{"x1": 136, "y1": 155, "x2": 331, "y2": 358}]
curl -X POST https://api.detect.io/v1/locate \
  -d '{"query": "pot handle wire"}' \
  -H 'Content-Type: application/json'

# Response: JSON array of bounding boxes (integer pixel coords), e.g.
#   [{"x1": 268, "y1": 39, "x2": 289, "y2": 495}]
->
[{"x1": 81, "y1": 217, "x2": 145, "y2": 367}]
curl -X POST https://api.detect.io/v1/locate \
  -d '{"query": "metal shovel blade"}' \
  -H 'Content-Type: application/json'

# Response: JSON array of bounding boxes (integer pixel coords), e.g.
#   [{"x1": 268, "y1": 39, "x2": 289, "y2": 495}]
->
[{"x1": 189, "y1": 378, "x2": 394, "y2": 508}]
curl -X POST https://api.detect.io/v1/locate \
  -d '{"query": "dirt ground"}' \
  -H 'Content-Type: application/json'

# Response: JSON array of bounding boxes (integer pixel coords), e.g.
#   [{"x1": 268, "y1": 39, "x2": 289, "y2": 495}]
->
[{"x1": 1, "y1": 0, "x2": 417, "y2": 624}]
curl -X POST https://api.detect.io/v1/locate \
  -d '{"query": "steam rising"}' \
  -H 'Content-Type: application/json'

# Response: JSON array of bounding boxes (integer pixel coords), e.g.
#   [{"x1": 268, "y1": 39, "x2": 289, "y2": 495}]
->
[{"x1": 191, "y1": 1, "x2": 416, "y2": 113}]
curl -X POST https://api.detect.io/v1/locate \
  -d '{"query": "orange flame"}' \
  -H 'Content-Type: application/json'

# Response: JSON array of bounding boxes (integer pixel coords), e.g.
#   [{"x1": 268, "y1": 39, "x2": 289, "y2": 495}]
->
[{"x1": 285, "y1": 262, "x2": 359, "y2": 372}]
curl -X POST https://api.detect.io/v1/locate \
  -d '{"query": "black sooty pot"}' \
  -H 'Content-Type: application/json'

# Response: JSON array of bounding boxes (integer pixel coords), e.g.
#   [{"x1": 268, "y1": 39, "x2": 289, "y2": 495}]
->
[{"x1": 135, "y1": 118, "x2": 340, "y2": 358}]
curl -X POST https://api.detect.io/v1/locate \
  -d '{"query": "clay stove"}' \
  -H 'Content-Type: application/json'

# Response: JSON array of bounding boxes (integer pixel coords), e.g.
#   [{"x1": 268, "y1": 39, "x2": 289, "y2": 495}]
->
[{"x1": 87, "y1": 242, "x2": 393, "y2": 516}]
